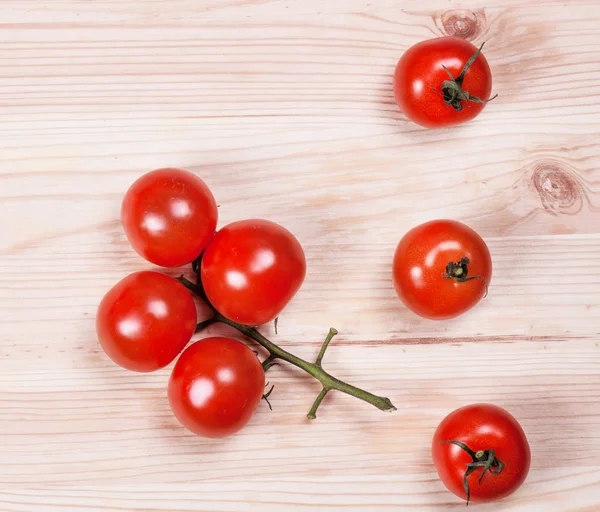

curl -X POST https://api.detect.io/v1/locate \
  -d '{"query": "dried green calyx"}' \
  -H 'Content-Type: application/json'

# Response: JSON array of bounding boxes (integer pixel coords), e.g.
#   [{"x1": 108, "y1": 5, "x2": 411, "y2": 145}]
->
[
  {"x1": 432, "y1": 42, "x2": 498, "y2": 111},
  {"x1": 444, "y1": 440, "x2": 506, "y2": 505},
  {"x1": 443, "y1": 257, "x2": 489, "y2": 297}
]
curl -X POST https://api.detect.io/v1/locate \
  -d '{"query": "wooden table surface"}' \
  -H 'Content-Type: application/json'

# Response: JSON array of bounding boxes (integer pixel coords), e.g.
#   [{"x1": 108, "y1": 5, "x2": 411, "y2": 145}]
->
[{"x1": 1, "y1": 1, "x2": 599, "y2": 510}]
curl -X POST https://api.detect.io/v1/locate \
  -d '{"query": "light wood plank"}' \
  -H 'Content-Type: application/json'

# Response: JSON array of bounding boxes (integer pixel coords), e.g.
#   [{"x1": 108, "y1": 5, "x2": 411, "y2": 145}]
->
[{"x1": 1, "y1": 0, "x2": 599, "y2": 510}]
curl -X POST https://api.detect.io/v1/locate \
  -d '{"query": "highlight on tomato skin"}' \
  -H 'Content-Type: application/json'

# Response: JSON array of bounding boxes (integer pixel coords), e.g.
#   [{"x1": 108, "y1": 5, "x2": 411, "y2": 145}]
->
[
  {"x1": 121, "y1": 167, "x2": 218, "y2": 268},
  {"x1": 393, "y1": 36, "x2": 495, "y2": 129},
  {"x1": 168, "y1": 337, "x2": 266, "y2": 438},
  {"x1": 96, "y1": 271, "x2": 198, "y2": 373},
  {"x1": 432, "y1": 403, "x2": 531, "y2": 505},
  {"x1": 392, "y1": 219, "x2": 492, "y2": 320},
  {"x1": 201, "y1": 219, "x2": 307, "y2": 326}
]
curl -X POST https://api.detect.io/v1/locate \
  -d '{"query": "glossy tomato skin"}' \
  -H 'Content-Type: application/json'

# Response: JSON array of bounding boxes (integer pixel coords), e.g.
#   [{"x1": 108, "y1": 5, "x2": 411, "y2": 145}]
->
[
  {"x1": 432, "y1": 404, "x2": 531, "y2": 504},
  {"x1": 392, "y1": 220, "x2": 491, "y2": 320},
  {"x1": 201, "y1": 219, "x2": 306, "y2": 326},
  {"x1": 121, "y1": 168, "x2": 218, "y2": 268},
  {"x1": 168, "y1": 337, "x2": 265, "y2": 438},
  {"x1": 393, "y1": 37, "x2": 493, "y2": 128},
  {"x1": 96, "y1": 271, "x2": 197, "y2": 372}
]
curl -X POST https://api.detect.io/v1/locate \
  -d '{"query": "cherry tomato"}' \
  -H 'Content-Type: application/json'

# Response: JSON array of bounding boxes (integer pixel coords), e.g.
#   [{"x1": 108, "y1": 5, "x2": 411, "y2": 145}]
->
[
  {"x1": 168, "y1": 337, "x2": 265, "y2": 438},
  {"x1": 432, "y1": 404, "x2": 531, "y2": 504},
  {"x1": 121, "y1": 167, "x2": 218, "y2": 268},
  {"x1": 393, "y1": 37, "x2": 495, "y2": 128},
  {"x1": 201, "y1": 219, "x2": 306, "y2": 326},
  {"x1": 392, "y1": 219, "x2": 492, "y2": 320},
  {"x1": 96, "y1": 271, "x2": 197, "y2": 372}
]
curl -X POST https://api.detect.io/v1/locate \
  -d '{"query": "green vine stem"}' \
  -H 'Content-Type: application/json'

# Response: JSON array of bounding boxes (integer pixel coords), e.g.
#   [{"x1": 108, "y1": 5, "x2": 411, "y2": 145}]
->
[{"x1": 178, "y1": 275, "x2": 396, "y2": 419}]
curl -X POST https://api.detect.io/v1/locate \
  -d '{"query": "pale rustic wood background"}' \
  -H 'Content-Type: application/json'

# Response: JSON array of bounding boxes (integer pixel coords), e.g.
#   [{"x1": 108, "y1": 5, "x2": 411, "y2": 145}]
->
[{"x1": 1, "y1": 0, "x2": 599, "y2": 510}]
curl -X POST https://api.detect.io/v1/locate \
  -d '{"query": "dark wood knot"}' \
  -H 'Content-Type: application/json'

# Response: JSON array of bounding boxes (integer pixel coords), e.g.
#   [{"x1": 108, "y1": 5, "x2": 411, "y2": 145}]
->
[
  {"x1": 439, "y1": 9, "x2": 486, "y2": 41},
  {"x1": 532, "y1": 160, "x2": 583, "y2": 215}
]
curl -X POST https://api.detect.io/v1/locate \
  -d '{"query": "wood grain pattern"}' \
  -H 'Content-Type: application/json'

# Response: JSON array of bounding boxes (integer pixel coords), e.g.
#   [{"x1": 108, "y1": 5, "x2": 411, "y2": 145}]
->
[{"x1": 1, "y1": 0, "x2": 599, "y2": 510}]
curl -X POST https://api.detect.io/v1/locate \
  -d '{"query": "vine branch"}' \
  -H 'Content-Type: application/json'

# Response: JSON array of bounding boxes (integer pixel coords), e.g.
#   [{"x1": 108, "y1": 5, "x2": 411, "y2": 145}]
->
[
  {"x1": 178, "y1": 275, "x2": 396, "y2": 419},
  {"x1": 316, "y1": 328, "x2": 337, "y2": 367},
  {"x1": 307, "y1": 388, "x2": 330, "y2": 419}
]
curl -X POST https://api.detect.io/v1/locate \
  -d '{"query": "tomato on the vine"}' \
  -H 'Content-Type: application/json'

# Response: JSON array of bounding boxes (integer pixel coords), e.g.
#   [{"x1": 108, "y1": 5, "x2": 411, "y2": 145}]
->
[
  {"x1": 432, "y1": 404, "x2": 531, "y2": 504},
  {"x1": 168, "y1": 337, "x2": 265, "y2": 438},
  {"x1": 121, "y1": 167, "x2": 218, "y2": 268},
  {"x1": 201, "y1": 219, "x2": 306, "y2": 326},
  {"x1": 393, "y1": 37, "x2": 496, "y2": 128},
  {"x1": 96, "y1": 271, "x2": 197, "y2": 372},
  {"x1": 392, "y1": 219, "x2": 492, "y2": 320}
]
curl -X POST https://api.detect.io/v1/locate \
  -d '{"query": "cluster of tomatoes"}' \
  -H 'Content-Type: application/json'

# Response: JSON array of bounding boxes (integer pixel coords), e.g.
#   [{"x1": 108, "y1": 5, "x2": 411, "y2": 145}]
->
[
  {"x1": 96, "y1": 36, "x2": 531, "y2": 506},
  {"x1": 97, "y1": 167, "x2": 307, "y2": 438}
]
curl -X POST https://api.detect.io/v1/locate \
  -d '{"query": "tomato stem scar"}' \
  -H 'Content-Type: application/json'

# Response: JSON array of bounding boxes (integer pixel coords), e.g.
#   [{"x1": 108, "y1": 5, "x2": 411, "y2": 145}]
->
[{"x1": 443, "y1": 257, "x2": 489, "y2": 298}]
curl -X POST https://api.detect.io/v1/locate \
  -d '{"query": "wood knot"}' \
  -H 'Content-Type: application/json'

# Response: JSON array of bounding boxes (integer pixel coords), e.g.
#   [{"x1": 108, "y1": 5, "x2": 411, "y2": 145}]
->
[
  {"x1": 438, "y1": 9, "x2": 486, "y2": 40},
  {"x1": 532, "y1": 160, "x2": 583, "y2": 215}
]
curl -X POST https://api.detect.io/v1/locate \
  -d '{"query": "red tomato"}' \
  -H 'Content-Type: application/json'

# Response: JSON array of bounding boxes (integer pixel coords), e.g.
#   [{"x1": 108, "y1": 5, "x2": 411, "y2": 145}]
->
[
  {"x1": 392, "y1": 219, "x2": 492, "y2": 320},
  {"x1": 201, "y1": 219, "x2": 306, "y2": 326},
  {"x1": 432, "y1": 404, "x2": 531, "y2": 504},
  {"x1": 168, "y1": 337, "x2": 265, "y2": 438},
  {"x1": 393, "y1": 37, "x2": 495, "y2": 128},
  {"x1": 121, "y1": 168, "x2": 218, "y2": 268},
  {"x1": 96, "y1": 271, "x2": 197, "y2": 372}
]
